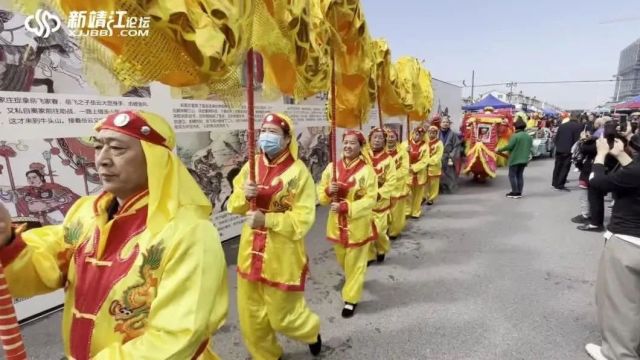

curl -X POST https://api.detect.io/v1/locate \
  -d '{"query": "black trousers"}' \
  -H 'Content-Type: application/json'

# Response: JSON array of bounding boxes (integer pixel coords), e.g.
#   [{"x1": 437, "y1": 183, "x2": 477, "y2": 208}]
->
[
  {"x1": 588, "y1": 186, "x2": 606, "y2": 227},
  {"x1": 508, "y1": 164, "x2": 526, "y2": 194},
  {"x1": 552, "y1": 152, "x2": 572, "y2": 188}
]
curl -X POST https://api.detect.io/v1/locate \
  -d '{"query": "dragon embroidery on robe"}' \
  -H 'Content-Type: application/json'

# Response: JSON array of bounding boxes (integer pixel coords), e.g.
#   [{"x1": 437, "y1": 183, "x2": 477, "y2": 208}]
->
[
  {"x1": 109, "y1": 244, "x2": 165, "y2": 343},
  {"x1": 271, "y1": 177, "x2": 298, "y2": 212}
]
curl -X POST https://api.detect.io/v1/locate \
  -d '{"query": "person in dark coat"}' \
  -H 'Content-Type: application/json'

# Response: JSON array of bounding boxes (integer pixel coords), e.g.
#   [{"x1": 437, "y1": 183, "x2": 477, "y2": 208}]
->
[{"x1": 552, "y1": 115, "x2": 583, "y2": 191}]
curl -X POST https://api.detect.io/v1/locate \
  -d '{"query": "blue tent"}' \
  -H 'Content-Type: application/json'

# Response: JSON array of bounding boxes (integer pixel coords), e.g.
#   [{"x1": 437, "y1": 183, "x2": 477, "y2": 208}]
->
[
  {"x1": 543, "y1": 108, "x2": 559, "y2": 117},
  {"x1": 462, "y1": 94, "x2": 515, "y2": 111}
]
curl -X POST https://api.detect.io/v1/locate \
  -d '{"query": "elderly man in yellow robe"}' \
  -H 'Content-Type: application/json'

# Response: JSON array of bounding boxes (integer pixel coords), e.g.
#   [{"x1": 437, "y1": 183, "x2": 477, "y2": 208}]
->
[
  {"x1": 425, "y1": 126, "x2": 444, "y2": 206},
  {"x1": 0, "y1": 110, "x2": 228, "y2": 359},
  {"x1": 385, "y1": 127, "x2": 410, "y2": 240},
  {"x1": 318, "y1": 130, "x2": 377, "y2": 319},
  {"x1": 405, "y1": 127, "x2": 430, "y2": 218},
  {"x1": 227, "y1": 113, "x2": 322, "y2": 360},
  {"x1": 366, "y1": 128, "x2": 397, "y2": 264}
]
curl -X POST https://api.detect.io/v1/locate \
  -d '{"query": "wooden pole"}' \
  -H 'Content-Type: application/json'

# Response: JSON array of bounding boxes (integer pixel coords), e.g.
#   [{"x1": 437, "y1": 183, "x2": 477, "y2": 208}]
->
[
  {"x1": 330, "y1": 53, "x2": 337, "y2": 197},
  {"x1": 246, "y1": 49, "x2": 257, "y2": 211},
  {"x1": 377, "y1": 72, "x2": 383, "y2": 129},
  {"x1": 0, "y1": 264, "x2": 27, "y2": 360},
  {"x1": 406, "y1": 115, "x2": 410, "y2": 143}
]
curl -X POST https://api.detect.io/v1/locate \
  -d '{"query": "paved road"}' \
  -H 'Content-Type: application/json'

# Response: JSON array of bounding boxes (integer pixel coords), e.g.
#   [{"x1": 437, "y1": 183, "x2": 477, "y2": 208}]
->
[{"x1": 16, "y1": 158, "x2": 606, "y2": 360}]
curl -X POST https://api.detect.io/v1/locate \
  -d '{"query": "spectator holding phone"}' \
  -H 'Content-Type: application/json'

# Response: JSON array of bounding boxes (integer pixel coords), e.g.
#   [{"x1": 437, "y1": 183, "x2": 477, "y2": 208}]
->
[{"x1": 585, "y1": 134, "x2": 640, "y2": 360}]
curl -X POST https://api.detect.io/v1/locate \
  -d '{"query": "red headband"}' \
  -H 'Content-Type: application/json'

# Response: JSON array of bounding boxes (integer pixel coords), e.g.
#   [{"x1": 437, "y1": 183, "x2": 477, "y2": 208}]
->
[
  {"x1": 343, "y1": 130, "x2": 366, "y2": 145},
  {"x1": 262, "y1": 113, "x2": 290, "y2": 134},
  {"x1": 97, "y1": 111, "x2": 168, "y2": 149}
]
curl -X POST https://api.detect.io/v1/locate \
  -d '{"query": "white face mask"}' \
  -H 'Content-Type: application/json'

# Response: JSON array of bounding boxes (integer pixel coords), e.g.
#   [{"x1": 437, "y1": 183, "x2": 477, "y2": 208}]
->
[{"x1": 259, "y1": 132, "x2": 283, "y2": 156}]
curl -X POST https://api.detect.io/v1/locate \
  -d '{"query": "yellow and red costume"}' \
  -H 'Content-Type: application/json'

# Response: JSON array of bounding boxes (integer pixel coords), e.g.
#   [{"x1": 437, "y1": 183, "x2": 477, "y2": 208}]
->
[
  {"x1": 386, "y1": 128, "x2": 410, "y2": 238},
  {"x1": 367, "y1": 128, "x2": 397, "y2": 261},
  {"x1": 317, "y1": 130, "x2": 378, "y2": 304},
  {"x1": 405, "y1": 128, "x2": 430, "y2": 218},
  {"x1": 0, "y1": 111, "x2": 228, "y2": 359},
  {"x1": 227, "y1": 113, "x2": 320, "y2": 360},
  {"x1": 426, "y1": 126, "x2": 444, "y2": 203}
]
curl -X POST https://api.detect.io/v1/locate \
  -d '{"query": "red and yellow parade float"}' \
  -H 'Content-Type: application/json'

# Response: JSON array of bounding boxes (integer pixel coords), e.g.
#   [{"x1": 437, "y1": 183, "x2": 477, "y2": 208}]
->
[{"x1": 461, "y1": 108, "x2": 513, "y2": 182}]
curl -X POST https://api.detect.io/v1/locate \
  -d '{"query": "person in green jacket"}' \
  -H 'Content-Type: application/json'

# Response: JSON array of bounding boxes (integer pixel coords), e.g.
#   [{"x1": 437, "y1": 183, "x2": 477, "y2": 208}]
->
[{"x1": 497, "y1": 118, "x2": 533, "y2": 199}]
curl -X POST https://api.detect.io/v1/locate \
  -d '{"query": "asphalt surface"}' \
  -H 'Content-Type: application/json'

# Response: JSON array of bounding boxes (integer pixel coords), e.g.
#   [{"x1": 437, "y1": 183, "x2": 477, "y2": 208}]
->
[{"x1": 13, "y1": 158, "x2": 607, "y2": 360}]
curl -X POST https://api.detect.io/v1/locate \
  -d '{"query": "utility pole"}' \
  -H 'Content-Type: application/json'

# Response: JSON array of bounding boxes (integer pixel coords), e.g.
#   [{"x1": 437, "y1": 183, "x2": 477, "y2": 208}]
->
[
  {"x1": 506, "y1": 82, "x2": 517, "y2": 103},
  {"x1": 471, "y1": 70, "x2": 475, "y2": 101}
]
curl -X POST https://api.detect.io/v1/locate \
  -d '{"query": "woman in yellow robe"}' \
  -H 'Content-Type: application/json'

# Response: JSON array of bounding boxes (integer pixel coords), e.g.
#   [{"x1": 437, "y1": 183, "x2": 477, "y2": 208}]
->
[
  {"x1": 405, "y1": 127, "x2": 430, "y2": 218},
  {"x1": 317, "y1": 130, "x2": 377, "y2": 318},
  {"x1": 0, "y1": 110, "x2": 228, "y2": 360},
  {"x1": 385, "y1": 127, "x2": 410, "y2": 239},
  {"x1": 367, "y1": 128, "x2": 397, "y2": 264},
  {"x1": 425, "y1": 126, "x2": 444, "y2": 205},
  {"x1": 227, "y1": 113, "x2": 322, "y2": 360}
]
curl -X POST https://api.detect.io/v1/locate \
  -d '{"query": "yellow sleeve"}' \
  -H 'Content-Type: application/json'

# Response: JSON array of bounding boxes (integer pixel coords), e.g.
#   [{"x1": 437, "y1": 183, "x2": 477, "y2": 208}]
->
[
  {"x1": 378, "y1": 159, "x2": 397, "y2": 201},
  {"x1": 411, "y1": 145, "x2": 430, "y2": 172},
  {"x1": 226, "y1": 162, "x2": 250, "y2": 215},
  {"x1": 2, "y1": 199, "x2": 89, "y2": 298},
  {"x1": 316, "y1": 163, "x2": 333, "y2": 206},
  {"x1": 428, "y1": 143, "x2": 444, "y2": 165},
  {"x1": 348, "y1": 166, "x2": 378, "y2": 219},
  {"x1": 264, "y1": 164, "x2": 316, "y2": 240},
  {"x1": 92, "y1": 220, "x2": 229, "y2": 360},
  {"x1": 398, "y1": 152, "x2": 410, "y2": 180}
]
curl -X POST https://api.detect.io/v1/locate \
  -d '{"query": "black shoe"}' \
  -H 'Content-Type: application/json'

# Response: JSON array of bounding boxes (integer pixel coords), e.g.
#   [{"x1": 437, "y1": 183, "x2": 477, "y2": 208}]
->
[
  {"x1": 571, "y1": 215, "x2": 591, "y2": 224},
  {"x1": 577, "y1": 224, "x2": 605, "y2": 232},
  {"x1": 366, "y1": 260, "x2": 375, "y2": 267},
  {"x1": 309, "y1": 334, "x2": 322, "y2": 356},
  {"x1": 512, "y1": 192, "x2": 522, "y2": 199},
  {"x1": 554, "y1": 187, "x2": 571, "y2": 192},
  {"x1": 389, "y1": 235, "x2": 399, "y2": 240},
  {"x1": 376, "y1": 253, "x2": 385, "y2": 263},
  {"x1": 410, "y1": 216, "x2": 420, "y2": 219},
  {"x1": 506, "y1": 192, "x2": 516, "y2": 197},
  {"x1": 341, "y1": 302, "x2": 357, "y2": 318},
  {"x1": 426, "y1": 200, "x2": 434, "y2": 206}
]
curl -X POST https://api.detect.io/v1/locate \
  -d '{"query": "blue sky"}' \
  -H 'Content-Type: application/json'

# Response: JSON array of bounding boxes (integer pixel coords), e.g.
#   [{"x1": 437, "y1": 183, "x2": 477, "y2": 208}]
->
[{"x1": 363, "y1": 0, "x2": 640, "y2": 109}]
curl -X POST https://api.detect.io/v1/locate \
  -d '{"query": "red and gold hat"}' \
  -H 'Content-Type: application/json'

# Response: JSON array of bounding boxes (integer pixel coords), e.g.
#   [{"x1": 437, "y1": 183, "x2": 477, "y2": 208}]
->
[
  {"x1": 384, "y1": 127, "x2": 399, "y2": 139},
  {"x1": 96, "y1": 110, "x2": 169, "y2": 149},
  {"x1": 343, "y1": 129, "x2": 366, "y2": 145},
  {"x1": 262, "y1": 113, "x2": 291, "y2": 134},
  {"x1": 368, "y1": 127, "x2": 387, "y2": 141}
]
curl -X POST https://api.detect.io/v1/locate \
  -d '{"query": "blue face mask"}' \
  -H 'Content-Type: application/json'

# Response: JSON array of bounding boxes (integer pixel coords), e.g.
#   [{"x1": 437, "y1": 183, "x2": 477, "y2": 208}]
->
[{"x1": 259, "y1": 132, "x2": 283, "y2": 157}]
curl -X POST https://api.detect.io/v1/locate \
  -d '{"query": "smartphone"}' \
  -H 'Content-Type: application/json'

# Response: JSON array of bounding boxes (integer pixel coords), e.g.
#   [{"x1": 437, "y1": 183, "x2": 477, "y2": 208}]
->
[
  {"x1": 620, "y1": 117, "x2": 628, "y2": 133},
  {"x1": 604, "y1": 122, "x2": 617, "y2": 149}
]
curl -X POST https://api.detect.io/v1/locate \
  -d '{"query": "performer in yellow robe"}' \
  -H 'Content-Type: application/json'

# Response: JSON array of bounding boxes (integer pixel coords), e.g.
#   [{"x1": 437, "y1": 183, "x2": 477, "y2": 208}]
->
[
  {"x1": 385, "y1": 127, "x2": 410, "y2": 239},
  {"x1": 425, "y1": 126, "x2": 444, "y2": 205},
  {"x1": 405, "y1": 127, "x2": 430, "y2": 218},
  {"x1": 227, "y1": 113, "x2": 322, "y2": 360},
  {"x1": 0, "y1": 110, "x2": 228, "y2": 360},
  {"x1": 367, "y1": 128, "x2": 397, "y2": 264},
  {"x1": 317, "y1": 130, "x2": 377, "y2": 318}
]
